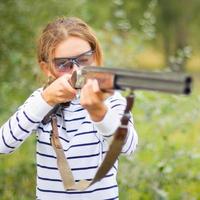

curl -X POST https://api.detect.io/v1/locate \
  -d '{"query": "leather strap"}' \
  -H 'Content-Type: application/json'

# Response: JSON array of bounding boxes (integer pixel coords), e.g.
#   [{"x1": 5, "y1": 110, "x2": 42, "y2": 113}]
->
[
  {"x1": 51, "y1": 115, "x2": 75, "y2": 189},
  {"x1": 51, "y1": 93, "x2": 134, "y2": 191}
]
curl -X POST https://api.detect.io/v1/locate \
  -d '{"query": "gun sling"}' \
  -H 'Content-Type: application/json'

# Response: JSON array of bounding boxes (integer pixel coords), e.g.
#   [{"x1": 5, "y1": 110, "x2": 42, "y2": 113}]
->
[{"x1": 50, "y1": 95, "x2": 134, "y2": 191}]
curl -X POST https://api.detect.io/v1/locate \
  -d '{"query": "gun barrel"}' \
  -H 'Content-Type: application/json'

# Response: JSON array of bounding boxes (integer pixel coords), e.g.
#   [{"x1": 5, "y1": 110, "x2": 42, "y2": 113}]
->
[
  {"x1": 80, "y1": 66, "x2": 192, "y2": 95},
  {"x1": 115, "y1": 74, "x2": 191, "y2": 94}
]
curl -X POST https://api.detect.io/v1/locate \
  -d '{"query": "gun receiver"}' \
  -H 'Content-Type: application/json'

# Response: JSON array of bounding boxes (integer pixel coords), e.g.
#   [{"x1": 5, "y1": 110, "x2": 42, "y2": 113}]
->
[{"x1": 72, "y1": 66, "x2": 192, "y2": 95}]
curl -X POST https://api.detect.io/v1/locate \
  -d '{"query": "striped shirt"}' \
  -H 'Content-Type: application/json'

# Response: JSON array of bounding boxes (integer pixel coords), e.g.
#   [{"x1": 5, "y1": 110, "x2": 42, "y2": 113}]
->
[{"x1": 0, "y1": 88, "x2": 138, "y2": 200}]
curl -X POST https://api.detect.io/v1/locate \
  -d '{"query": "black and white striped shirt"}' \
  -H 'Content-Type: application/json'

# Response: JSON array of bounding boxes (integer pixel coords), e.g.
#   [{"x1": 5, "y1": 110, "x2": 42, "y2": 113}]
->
[{"x1": 0, "y1": 88, "x2": 138, "y2": 200}]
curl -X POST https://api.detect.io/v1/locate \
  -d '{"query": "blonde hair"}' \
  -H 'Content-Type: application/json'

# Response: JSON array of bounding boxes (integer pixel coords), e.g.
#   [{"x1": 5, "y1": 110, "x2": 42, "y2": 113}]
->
[{"x1": 37, "y1": 17, "x2": 103, "y2": 70}]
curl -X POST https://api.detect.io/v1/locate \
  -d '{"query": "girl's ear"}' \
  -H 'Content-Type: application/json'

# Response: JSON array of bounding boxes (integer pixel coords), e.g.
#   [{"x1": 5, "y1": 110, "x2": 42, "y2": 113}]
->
[{"x1": 39, "y1": 61, "x2": 52, "y2": 77}]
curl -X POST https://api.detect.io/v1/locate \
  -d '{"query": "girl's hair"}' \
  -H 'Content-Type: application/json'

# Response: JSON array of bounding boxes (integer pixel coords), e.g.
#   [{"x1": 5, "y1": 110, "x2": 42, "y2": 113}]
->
[{"x1": 37, "y1": 17, "x2": 103, "y2": 69}]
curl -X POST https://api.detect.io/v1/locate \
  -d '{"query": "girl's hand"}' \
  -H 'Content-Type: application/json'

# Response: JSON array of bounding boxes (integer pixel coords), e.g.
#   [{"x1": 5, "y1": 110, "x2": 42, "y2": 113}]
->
[
  {"x1": 42, "y1": 74, "x2": 77, "y2": 106},
  {"x1": 80, "y1": 79, "x2": 111, "y2": 122}
]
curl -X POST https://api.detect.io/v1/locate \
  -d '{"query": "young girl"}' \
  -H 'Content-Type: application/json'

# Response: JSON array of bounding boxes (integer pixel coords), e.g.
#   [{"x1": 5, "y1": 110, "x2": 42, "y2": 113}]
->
[{"x1": 0, "y1": 17, "x2": 138, "y2": 200}]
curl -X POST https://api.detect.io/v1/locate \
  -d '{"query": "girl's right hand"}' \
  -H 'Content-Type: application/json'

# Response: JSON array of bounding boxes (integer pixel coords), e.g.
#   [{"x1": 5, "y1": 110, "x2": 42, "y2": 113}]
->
[{"x1": 42, "y1": 74, "x2": 77, "y2": 106}]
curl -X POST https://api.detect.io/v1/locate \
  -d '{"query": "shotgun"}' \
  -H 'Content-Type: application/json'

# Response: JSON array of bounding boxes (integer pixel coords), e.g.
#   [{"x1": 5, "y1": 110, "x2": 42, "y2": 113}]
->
[
  {"x1": 42, "y1": 66, "x2": 192, "y2": 124},
  {"x1": 73, "y1": 66, "x2": 192, "y2": 94}
]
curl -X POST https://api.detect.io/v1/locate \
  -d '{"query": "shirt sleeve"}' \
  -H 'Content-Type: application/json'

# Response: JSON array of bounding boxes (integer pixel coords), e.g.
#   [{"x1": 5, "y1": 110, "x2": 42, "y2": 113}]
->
[
  {"x1": 0, "y1": 88, "x2": 53, "y2": 154},
  {"x1": 91, "y1": 91, "x2": 138, "y2": 155}
]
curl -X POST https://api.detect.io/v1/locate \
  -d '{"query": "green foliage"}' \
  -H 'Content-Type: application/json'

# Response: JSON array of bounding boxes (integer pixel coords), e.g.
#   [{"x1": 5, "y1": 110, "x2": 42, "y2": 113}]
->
[
  {"x1": 0, "y1": 1, "x2": 199, "y2": 199},
  {"x1": 155, "y1": 0, "x2": 200, "y2": 70}
]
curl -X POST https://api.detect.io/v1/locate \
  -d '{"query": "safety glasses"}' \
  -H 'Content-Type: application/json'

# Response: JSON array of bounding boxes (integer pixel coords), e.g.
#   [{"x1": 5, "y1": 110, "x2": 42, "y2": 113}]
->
[{"x1": 53, "y1": 49, "x2": 95, "y2": 73}]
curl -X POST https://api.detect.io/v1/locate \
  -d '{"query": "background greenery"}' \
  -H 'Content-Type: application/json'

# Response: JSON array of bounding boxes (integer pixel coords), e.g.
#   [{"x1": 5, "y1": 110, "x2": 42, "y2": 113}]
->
[{"x1": 0, "y1": 0, "x2": 199, "y2": 199}]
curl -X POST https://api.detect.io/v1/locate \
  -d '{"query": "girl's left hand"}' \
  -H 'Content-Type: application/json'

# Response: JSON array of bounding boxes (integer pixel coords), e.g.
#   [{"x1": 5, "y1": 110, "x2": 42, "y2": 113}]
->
[{"x1": 80, "y1": 79, "x2": 110, "y2": 122}]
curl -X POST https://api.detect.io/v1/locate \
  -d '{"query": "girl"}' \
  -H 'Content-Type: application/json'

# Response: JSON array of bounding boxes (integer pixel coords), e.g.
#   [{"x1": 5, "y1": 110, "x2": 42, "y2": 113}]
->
[{"x1": 0, "y1": 17, "x2": 138, "y2": 200}]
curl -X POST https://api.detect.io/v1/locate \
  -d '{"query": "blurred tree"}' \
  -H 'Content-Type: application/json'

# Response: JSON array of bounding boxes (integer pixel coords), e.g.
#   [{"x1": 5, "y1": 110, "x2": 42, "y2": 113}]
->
[
  {"x1": 89, "y1": 0, "x2": 199, "y2": 71},
  {"x1": 156, "y1": 0, "x2": 200, "y2": 71}
]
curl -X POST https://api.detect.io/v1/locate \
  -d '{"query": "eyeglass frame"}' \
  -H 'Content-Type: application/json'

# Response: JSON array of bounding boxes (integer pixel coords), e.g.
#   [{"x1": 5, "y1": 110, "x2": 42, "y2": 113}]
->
[{"x1": 52, "y1": 49, "x2": 95, "y2": 72}]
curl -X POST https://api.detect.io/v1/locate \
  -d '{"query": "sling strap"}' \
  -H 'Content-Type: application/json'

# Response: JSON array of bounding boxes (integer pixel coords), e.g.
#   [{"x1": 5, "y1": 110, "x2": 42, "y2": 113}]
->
[{"x1": 50, "y1": 93, "x2": 134, "y2": 190}]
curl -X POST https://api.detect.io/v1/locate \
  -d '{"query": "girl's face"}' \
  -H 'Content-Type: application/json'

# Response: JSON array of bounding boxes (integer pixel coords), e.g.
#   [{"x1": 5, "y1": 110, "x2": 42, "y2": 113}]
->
[{"x1": 50, "y1": 36, "x2": 96, "y2": 78}]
